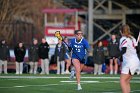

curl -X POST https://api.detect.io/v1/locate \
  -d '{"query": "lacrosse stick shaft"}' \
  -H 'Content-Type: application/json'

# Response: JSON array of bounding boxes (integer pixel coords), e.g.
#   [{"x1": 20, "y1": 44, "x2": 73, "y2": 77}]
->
[
  {"x1": 136, "y1": 31, "x2": 140, "y2": 46},
  {"x1": 62, "y1": 40, "x2": 82, "y2": 62}
]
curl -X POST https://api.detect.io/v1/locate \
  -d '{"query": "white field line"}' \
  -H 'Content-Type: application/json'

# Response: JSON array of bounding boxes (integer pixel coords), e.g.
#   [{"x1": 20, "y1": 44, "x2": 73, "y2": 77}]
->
[
  {"x1": 61, "y1": 80, "x2": 140, "y2": 83},
  {"x1": 0, "y1": 81, "x2": 140, "y2": 93},
  {"x1": 102, "y1": 92, "x2": 118, "y2": 93},
  {"x1": 60, "y1": 81, "x2": 99, "y2": 83},
  {"x1": 0, "y1": 83, "x2": 74, "y2": 89},
  {"x1": 0, "y1": 82, "x2": 90, "y2": 89},
  {"x1": 131, "y1": 90, "x2": 140, "y2": 92},
  {"x1": 0, "y1": 76, "x2": 140, "y2": 80},
  {"x1": 105, "y1": 80, "x2": 140, "y2": 83},
  {"x1": 0, "y1": 80, "x2": 140, "y2": 89}
]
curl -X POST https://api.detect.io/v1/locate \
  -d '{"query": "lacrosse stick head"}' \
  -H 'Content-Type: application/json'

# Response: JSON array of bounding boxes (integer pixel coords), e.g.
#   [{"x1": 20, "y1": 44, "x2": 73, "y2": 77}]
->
[{"x1": 55, "y1": 31, "x2": 63, "y2": 41}]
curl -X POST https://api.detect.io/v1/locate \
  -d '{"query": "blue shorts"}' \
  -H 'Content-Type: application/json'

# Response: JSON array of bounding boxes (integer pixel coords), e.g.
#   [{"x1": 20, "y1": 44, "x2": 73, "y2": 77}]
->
[{"x1": 72, "y1": 54, "x2": 86, "y2": 64}]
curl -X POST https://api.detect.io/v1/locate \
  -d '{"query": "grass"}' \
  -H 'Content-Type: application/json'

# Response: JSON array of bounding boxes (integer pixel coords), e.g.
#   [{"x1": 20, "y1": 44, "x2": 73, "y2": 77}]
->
[{"x1": 0, "y1": 74, "x2": 140, "y2": 93}]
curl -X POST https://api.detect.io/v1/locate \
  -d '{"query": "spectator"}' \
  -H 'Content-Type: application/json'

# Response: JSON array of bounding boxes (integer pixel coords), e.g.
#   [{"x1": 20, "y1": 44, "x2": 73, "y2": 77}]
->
[
  {"x1": 93, "y1": 40, "x2": 105, "y2": 75},
  {"x1": 86, "y1": 52, "x2": 94, "y2": 67},
  {"x1": 108, "y1": 34, "x2": 120, "y2": 75},
  {"x1": 38, "y1": 38, "x2": 50, "y2": 74},
  {"x1": 14, "y1": 42, "x2": 26, "y2": 74},
  {"x1": 54, "y1": 39, "x2": 66, "y2": 74},
  {"x1": 0, "y1": 40, "x2": 10, "y2": 74},
  {"x1": 28, "y1": 39, "x2": 39, "y2": 74}
]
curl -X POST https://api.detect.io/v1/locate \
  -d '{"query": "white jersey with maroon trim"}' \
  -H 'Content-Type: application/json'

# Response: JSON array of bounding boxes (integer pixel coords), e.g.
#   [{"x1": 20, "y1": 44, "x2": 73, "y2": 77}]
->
[
  {"x1": 120, "y1": 36, "x2": 137, "y2": 60},
  {"x1": 120, "y1": 36, "x2": 140, "y2": 75}
]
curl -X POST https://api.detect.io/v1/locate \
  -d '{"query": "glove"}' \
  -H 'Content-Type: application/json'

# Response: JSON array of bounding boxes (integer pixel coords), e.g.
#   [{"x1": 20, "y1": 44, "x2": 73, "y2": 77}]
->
[{"x1": 68, "y1": 47, "x2": 72, "y2": 52}]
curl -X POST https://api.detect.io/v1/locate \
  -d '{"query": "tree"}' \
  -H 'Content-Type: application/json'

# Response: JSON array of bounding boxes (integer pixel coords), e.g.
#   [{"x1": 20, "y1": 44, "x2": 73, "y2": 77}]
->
[{"x1": 0, "y1": 0, "x2": 59, "y2": 46}]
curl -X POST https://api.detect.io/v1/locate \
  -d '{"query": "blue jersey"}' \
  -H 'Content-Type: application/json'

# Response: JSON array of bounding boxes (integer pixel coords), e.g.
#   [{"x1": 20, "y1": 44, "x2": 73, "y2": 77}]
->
[{"x1": 70, "y1": 37, "x2": 89, "y2": 63}]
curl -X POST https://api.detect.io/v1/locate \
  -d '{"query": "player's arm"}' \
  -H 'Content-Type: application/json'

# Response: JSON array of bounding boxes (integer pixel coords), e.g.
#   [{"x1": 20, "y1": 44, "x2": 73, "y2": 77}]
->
[{"x1": 115, "y1": 47, "x2": 127, "y2": 57}]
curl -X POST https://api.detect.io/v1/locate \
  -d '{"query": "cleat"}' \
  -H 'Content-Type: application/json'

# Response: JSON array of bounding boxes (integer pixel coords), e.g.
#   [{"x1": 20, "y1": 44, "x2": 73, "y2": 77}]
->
[
  {"x1": 69, "y1": 70, "x2": 75, "y2": 80},
  {"x1": 77, "y1": 84, "x2": 82, "y2": 90}
]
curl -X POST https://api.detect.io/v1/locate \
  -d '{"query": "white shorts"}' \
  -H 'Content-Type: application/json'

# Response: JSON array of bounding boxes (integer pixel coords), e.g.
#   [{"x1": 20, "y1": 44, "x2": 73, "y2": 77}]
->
[{"x1": 121, "y1": 58, "x2": 140, "y2": 75}]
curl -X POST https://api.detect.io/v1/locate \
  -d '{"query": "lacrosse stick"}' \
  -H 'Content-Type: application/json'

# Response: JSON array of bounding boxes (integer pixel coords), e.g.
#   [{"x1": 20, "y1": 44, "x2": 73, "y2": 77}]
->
[
  {"x1": 136, "y1": 31, "x2": 140, "y2": 46},
  {"x1": 54, "y1": 31, "x2": 70, "y2": 50}
]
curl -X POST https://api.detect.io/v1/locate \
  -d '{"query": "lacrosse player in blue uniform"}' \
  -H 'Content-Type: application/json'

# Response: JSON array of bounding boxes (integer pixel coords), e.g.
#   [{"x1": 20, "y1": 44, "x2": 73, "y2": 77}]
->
[{"x1": 69, "y1": 30, "x2": 90, "y2": 90}]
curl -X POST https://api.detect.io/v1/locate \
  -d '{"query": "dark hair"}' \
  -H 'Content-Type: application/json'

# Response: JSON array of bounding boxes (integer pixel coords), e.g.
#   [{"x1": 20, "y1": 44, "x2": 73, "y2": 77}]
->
[
  {"x1": 74, "y1": 30, "x2": 81, "y2": 34},
  {"x1": 64, "y1": 36, "x2": 67, "y2": 40},
  {"x1": 1, "y1": 39, "x2": 5, "y2": 42},
  {"x1": 111, "y1": 33, "x2": 116, "y2": 35},
  {"x1": 33, "y1": 38, "x2": 37, "y2": 41}
]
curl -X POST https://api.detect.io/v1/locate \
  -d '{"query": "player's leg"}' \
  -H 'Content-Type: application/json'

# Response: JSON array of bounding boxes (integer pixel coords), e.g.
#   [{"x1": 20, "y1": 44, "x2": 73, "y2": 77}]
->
[
  {"x1": 109, "y1": 58, "x2": 113, "y2": 74},
  {"x1": 80, "y1": 63, "x2": 84, "y2": 71},
  {"x1": 65, "y1": 59, "x2": 71, "y2": 74},
  {"x1": 120, "y1": 73, "x2": 132, "y2": 93},
  {"x1": 70, "y1": 65, "x2": 75, "y2": 80},
  {"x1": 114, "y1": 58, "x2": 118, "y2": 74},
  {"x1": 127, "y1": 75, "x2": 132, "y2": 93},
  {"x1": 72, "y1": 59, "x2": 82, "y2": 90}
]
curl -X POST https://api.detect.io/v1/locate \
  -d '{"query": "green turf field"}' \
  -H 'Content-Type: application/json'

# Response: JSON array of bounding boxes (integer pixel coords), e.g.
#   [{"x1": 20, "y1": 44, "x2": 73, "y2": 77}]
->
[{"x1": 0, "y1": 74, "x2": 140, "y2": 93}]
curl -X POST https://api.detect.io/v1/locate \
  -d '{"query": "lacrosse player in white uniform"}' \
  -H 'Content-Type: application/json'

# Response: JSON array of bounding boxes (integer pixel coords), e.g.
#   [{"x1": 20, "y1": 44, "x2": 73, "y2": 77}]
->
[{"x1": 118, "y1": 24, "x2": 140, "y2": 93}]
